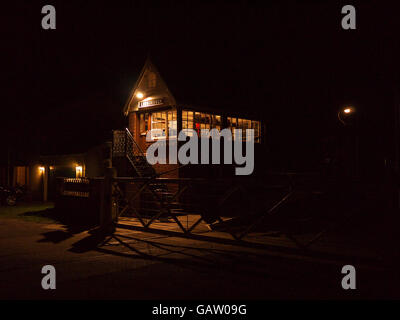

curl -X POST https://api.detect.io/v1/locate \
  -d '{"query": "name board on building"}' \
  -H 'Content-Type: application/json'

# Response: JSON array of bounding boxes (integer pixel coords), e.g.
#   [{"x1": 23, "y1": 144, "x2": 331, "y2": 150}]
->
[{"x1": 139, "y1": 98, "x2": 164, "y2": 108}]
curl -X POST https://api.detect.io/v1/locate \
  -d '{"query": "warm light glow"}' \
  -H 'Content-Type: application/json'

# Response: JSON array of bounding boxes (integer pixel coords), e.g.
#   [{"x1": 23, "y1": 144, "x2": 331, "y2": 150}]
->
[
  {"x1": 338, "y1": 106, "x2": 355, "y2": 125},
  {"x1": 76, "y1": 166, "x2": 83, "y2": 178},
  {"x1": 39, "y1": 166, "x2": 45, "y2": 174},
  {"x1": 49, "y1": 166, "x2": 54, "y2": 170},
  {"x1": 136, "y1": 92, "x2": 144, "y2": 99}
]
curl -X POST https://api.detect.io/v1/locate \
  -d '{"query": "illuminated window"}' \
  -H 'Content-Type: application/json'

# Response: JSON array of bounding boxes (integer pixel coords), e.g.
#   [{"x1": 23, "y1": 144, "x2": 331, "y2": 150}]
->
[
  {"x1": 192, "y1": 112, "x2": 208, "y2": 135},
  {"x1": 228, "y1": 117, "x2": 238, "y2": 140},
  {"x1": 151, "y1": 112, "x2": 167, "y2": 139},
  {"x1": 243, "y1": 119, "x2": 251, "y2": 130},
  {"x1": 15, "y1": 166, "x2": 28, "y2": 186},
  {"x1": 213, "y1": 115, "x2": 221, "y2": 130},
  {"x1": 243, "y1": 119, "x2": 251, "y2": 141},
  {"x1": 204, "y1": 113, "x2": 211, "y2": 129},
  {"x1": 227, "y1": 117, "x2": 259, "y2": 142},
  {"x1": 167, "y1": 111, "x2": 177, "y2": 138},
  {"x1": 238, "y1": 118, "x2": 243, "y2": 133},
  {"x1": 182, "y1": 110, "x2": 194, "y2": 136},
  {"x1": 251, "y1": 120, "x2": 261, "y2": 143},
  {"x1": 194, "y1": 112, "x2": 201, "y2": 135}
]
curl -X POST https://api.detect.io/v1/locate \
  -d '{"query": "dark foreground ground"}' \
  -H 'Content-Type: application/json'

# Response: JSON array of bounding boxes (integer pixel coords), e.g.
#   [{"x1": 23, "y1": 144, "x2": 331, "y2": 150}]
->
[{"x1": 0, "y1": 203, "x2": 399, "y2": 300}]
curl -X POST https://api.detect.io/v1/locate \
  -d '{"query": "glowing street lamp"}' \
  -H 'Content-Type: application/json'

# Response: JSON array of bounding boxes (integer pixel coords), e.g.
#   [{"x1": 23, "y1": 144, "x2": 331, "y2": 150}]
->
[
  {"x1": 343, "y1": 107, "x2": 354, "y2": 114},
  {"x1": 338, "y1": 106, "x2": 356, "y2": 125}
]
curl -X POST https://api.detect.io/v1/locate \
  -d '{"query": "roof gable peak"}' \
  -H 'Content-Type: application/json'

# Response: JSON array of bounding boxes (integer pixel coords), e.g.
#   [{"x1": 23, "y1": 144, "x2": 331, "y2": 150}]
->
[{"x1": 123, "y1": 58, "x2": 176, "y2": 115}]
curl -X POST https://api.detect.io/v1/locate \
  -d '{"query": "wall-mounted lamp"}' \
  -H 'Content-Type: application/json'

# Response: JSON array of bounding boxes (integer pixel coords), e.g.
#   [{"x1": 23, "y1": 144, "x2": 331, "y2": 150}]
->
[
  {"x1": 136, "y1": 92, "x2": 144, "y2": 99},
  {"x1": 76, "y1": 165, "x2": 83, "y2": 178},
  {"x1": 39, "y1": 166, "x2": 45, "y2": 174}
]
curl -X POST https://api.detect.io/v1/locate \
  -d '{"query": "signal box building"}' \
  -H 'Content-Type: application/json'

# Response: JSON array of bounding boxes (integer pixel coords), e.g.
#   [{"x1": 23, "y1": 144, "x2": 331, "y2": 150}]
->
[{"x1": 114, "y1": 58, "x2": 265, "y2": 178}]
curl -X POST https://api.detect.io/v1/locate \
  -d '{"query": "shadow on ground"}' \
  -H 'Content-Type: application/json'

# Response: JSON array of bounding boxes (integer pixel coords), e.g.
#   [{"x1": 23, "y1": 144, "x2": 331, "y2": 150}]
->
[
  {"x1": 66, "y1": 229, "x2": 400, "y2": 299},
  {"x1": 20, "y1": 207, "x2": 98, "y2": 244}
]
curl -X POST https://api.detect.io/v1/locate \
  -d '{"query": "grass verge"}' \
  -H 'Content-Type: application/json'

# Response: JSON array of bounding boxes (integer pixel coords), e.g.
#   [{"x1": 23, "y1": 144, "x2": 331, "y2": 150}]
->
[{"x1": 0, "y1": 202, "x2": 56, "y2": 223}]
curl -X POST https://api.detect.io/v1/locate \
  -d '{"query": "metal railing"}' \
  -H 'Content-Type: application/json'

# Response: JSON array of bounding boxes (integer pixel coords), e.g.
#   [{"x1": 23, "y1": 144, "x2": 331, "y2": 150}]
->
[
  {"x1": 124, "y1": 128, "x2": 156, "y2": 177},
  {"x1": 112, "y1": 174, "x2": 295, "y2": 241}
]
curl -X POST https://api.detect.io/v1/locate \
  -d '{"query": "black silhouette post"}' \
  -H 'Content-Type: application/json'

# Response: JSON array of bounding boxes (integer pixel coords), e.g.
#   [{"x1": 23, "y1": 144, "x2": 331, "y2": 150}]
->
[{"x1": 100, "y1": 159, "x2": 117, "y2": 234}]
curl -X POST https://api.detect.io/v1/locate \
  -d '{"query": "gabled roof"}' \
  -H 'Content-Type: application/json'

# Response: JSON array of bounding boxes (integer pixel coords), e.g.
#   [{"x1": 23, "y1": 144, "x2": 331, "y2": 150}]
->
[
  {"x1": 123, "y1": 56, "x2": 263, "y2": 120},
  {"x1": 123, "y1": 57, "x2": 176, "y2": 115}
]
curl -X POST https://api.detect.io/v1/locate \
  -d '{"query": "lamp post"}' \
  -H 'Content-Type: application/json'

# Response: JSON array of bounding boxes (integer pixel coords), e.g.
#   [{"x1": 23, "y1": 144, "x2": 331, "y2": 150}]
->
[{"x1": 338, "y1": 106, "x2": 359, "y2": 179}]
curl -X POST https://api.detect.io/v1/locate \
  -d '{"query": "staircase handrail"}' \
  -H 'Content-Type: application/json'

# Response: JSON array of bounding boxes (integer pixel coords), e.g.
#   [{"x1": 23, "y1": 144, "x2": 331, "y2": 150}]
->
[{"x1": 125, "y1": 127, "x2": 146, "y2": 157}]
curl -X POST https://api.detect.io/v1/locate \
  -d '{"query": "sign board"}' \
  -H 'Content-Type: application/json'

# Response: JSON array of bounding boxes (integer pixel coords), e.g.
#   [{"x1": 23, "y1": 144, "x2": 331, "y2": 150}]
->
[{"x1": 139, "y1": 98, "x2": 164, "y2": 108}]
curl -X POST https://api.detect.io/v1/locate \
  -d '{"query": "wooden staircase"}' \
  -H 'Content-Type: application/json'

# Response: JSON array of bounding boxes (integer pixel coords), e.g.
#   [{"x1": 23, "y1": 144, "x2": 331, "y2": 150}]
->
[{"x1": 112, "y1": 128, "x2": 175, "y2": 216}]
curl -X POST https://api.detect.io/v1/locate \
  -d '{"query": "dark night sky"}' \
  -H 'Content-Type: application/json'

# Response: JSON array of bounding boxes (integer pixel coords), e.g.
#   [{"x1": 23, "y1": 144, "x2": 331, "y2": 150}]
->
[{"x1": 2, "y1": 1, "x2": 400, "y2": 170}]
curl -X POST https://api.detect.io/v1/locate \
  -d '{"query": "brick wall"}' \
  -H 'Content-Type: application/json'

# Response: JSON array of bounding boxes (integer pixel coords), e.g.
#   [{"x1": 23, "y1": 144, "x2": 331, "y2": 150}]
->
[{"x1": 128, "y1": 112, "x2": 138, "y2": 140}]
